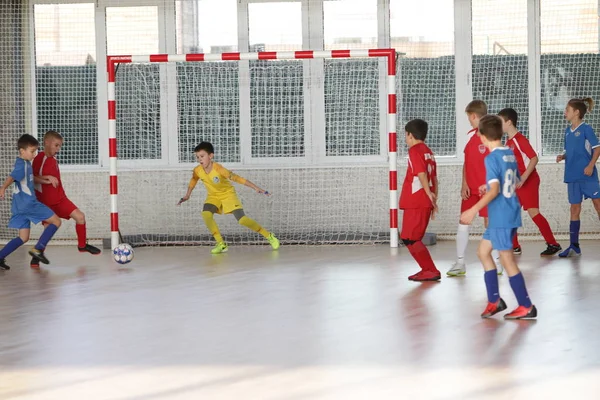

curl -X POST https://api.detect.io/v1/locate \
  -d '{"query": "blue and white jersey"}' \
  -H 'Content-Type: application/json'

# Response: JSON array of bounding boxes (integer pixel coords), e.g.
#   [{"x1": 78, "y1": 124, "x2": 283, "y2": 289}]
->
[
  {"x1": 485, "y1": 147, "x2": 522, "y2": 229},
  {"x1": 564, "y1": 122, "x2": 600, "y2": 183},
  {"x1": 10, "y1": 157, "x2": 39, "y2": 215}
]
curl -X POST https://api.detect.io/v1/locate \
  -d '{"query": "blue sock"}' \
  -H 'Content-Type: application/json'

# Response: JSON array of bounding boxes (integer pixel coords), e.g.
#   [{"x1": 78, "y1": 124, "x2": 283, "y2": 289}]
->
[
  {"x1": 570, "y1": 220, "x2": 580, "y2": 246},
  {"x1": 0, "y1": 237, "x2": 24, "y2": 260},
  {"x1": 509, "y1": 273, "x2": 532, "y2": 308},
  {"x1": 35, "y1": 224, "x2": 58, "y2": 250},
  {"x1": 484, "y1": 269, "x2": 500, "y2": 303}
]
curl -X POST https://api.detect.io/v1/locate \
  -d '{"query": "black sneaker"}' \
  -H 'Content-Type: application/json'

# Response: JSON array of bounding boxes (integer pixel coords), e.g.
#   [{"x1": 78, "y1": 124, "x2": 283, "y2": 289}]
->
[
  {"x1": 541, "y1": 243, "x2": 562, "y2": 257},
  {"x1": 0, "y1": 259, "x2": 10, "y2": 271},
  {"x1": 513, "y1": 247, "x2": 522, "y2": 255},
  {"x1": 78, "y1": 244, "x2": 101, "y2": 255},
  {"x1": 29, "y1": 248, "x2": 50, "y2": 265},
  {"x1": 30, "y1": 257, "x2": 40, "y2": 269}
]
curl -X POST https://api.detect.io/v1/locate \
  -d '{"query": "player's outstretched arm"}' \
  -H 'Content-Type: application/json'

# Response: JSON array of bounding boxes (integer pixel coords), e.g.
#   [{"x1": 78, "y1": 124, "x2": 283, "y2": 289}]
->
[
  {"x1": 243, "y1": 179, "x2": 270, "y2": 196},
  {"x1": 178, "y1": 173, "x2": 199, "y2": 205},
  {"x1": 177, "y1": 187, "x2": 195, "y2": 205},
  {"x1": 0, "y1": 176, "x2": 14, "y2": 200},
  {"x1": 215, "y1": 163, "x2": 270, "y2": 195}
]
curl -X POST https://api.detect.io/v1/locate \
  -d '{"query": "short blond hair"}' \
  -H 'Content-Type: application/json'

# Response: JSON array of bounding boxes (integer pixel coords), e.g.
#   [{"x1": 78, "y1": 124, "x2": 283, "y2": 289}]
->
[
  {"x1": 43, "y1": 130, "x2": 63, "y2": 142},
  {"x1": 465, "y1": 100, "x2": 488, "y2": 117}
]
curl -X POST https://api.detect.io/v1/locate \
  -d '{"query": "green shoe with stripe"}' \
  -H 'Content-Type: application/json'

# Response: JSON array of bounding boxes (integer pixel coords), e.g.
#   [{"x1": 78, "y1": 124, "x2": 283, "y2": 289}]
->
[{"x1": 211, "y1": 242, "x2": 228, "y2": 254}]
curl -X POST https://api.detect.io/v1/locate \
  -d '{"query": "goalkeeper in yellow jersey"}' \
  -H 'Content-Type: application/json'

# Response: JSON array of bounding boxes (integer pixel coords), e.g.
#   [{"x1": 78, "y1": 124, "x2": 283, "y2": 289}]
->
[{"x1": 178, "y1": 141, "x2": 280, "y2": 254}]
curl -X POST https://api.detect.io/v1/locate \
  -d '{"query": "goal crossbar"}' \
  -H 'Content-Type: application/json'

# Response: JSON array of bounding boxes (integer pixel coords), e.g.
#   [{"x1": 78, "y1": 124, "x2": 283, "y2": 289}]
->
[{"x1": 106, "y1": 48, "x2": 399, "y2": 250}]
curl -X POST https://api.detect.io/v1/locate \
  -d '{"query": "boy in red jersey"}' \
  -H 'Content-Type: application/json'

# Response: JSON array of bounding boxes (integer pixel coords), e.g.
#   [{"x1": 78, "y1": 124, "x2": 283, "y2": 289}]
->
[
  {"x1": 31, "y1": 130, "x2": 100, "y2": 268},
  {"x1": 400, "y1": 119, "x2": 441, "y2": 282},
  {"x1": 498, "y1": 108, "x2": 562, "y2": 256},
  {"x1": 447, "y1": 100, "x2": 502, "y2": 277}
]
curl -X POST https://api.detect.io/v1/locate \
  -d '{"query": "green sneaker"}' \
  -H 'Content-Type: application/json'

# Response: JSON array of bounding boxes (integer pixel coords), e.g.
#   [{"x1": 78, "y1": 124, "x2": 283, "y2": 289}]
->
[
  {"x1": 267, "y1": 233, "x2": 280, "y2": 250},
  {"x1": 211, "y1": 242, "x2": 228, "y2": 254}
]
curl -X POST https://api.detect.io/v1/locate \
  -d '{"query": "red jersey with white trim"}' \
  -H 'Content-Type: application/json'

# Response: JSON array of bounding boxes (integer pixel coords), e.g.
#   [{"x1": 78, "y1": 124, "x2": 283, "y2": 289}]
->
[
  {"x1": 505, "y1": 132, "x2": 539, "y2": 179},
  {"x1": 400, "y1": 142, "x2": 437, "y2": 209},
  {"x1": 464, "y1": 128, "x2": 489, "y2": 190},
  {"x1": 32, "y1": 152, "x2": 67, "y2": 205}
]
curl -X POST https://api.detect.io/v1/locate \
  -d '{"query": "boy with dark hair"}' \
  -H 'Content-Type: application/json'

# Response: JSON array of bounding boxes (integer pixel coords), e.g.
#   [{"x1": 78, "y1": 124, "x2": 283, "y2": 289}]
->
[
  {"x1": 461, "y1": 115, "x2": 537, "y2": 319},
  {"x1": 498, "y1": 108, "x2": 561, "y2": 256},
  {"x1": 0, "y1": 134, "x2": 62, "y2": 270},
  {"x1": 400, "y1": 119, "x2": 441, "y2": 281},
  {"x1": 178, "y1": 141, "x2": 280, "y2": 254}
]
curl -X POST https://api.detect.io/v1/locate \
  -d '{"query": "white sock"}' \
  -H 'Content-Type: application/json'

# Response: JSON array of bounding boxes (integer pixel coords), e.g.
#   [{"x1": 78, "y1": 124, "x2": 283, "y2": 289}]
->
[
  {"x1": 491, "y1": 249, "x2": 500, "y2": 263},
  {"x1": 456, "y1": 224, "x2": 470, "y2": 261}
]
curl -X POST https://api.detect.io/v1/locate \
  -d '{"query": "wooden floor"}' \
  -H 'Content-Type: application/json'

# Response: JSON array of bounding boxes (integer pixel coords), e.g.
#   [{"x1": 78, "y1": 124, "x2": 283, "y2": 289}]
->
[{"x1": 1, "y1": 240, "x2": 599, "y2": 400}]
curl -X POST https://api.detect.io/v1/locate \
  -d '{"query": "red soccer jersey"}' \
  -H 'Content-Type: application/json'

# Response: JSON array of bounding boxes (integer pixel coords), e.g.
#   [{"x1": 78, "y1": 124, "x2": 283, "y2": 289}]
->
[
  {"x1": 400, "y1": 142, "x2": 437, "y2": 210},
  {"x1": 506, "y1": 132, "x2": 539, "y2": 178},
  {"x1": 33, "y1": 152, "x2": 67, "y2": 205},
  {"x1": 464, "y1": 128, "x2": 489, "y2": 190}
]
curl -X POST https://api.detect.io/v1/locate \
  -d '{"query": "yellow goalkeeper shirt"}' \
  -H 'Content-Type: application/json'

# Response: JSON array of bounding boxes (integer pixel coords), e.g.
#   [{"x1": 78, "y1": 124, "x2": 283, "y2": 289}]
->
[{"x1": 188, "y1": 162, "x2": 247, "y2": 199}]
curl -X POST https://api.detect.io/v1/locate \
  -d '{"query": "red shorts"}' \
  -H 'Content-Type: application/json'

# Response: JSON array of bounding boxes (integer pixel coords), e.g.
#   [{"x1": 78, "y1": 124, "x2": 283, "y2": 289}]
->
[
  {"x1": 47, "y1": 198, "x2": 78, "y2": 220},
  {"x1": 461, "y1": 191, "x2": 488, "y2": 218},
  {"x1": 516, "y1": 174, "x2": 540, "y2": 210},
  {"x1": 400, "y1": 208, "x2": 432, "y2": 241}
]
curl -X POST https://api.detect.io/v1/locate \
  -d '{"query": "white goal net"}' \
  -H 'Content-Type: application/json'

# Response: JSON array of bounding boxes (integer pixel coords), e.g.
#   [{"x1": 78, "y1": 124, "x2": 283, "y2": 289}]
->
[{"x1": 109, "y1": 50, "x2": 398, "y2": 247}]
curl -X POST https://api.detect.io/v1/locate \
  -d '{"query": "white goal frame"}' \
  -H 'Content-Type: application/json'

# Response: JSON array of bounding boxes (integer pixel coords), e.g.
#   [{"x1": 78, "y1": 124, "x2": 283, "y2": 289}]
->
[{"x1": 106, "y1": 48, "x2": 399, "y2": 250}]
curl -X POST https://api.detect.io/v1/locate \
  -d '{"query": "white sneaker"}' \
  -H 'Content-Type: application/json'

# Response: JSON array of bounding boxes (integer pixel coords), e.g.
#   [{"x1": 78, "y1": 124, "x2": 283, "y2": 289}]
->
[
  {"x1": 495, "y1": 259, "x2": 504, "y2": 275},
  {"x1": 447, "y1": 260, "x2": 466, "y2": 276}
]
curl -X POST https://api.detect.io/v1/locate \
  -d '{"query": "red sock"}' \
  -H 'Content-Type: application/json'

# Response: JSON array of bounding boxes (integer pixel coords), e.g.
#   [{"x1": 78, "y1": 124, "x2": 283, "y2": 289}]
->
[
  {"x1": 407, "y1": 241, "x2": 438, "y2": 273},
  {"x1": 513, "y1": 232, "x2": 520, "y2": 248},
  {"x1": 532, "y1": 214, "x2": 558, "y2": 245},
  {"x1": 76, "y1": 223, "x2": 87, "y2": 248}
]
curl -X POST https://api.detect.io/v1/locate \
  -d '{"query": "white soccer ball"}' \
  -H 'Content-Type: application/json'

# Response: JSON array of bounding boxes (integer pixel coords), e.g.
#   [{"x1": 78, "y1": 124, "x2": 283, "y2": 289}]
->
[{"x1": 113, "y1": 243, "x2": 134, "y2": 264}]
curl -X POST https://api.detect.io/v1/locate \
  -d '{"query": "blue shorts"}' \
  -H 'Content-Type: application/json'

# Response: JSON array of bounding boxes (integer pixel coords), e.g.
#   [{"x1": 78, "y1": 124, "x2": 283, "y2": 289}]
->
[
  {"x1": 483, "y1": 228, "x2": 518, "y2": 251},
  {"x1": 567, "y1": 180, "x2": 600, "y2": 204},
  {"x1": 9, "y1": 202, "x2": 55, "y2": 230}
]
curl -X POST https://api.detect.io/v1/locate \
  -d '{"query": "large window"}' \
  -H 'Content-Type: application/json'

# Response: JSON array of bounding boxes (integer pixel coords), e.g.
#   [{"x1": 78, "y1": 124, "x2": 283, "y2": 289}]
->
[
  {"x1": 106, "y1": 6, "x2": 161, "y2": 161},
  {"x1": 248, "y1": 2, "x2": 304, "y2": 159},
  {"x1": 472, "y1": 0, "x2": 528, "y2": 136},
  {"x1": 540, "y1": 0, "x2": 600, "y2": 155},
  {"x1": 34, "y1": 3, "x2": 97, "y2": 165},
  {"x1": 323, "y1": 0, "x2": 377, "y2": 51},
  {"x1": 33, "y1": 0, "x2": 600, "y2": 166},
  {"x1": 175, "y1": 0, "x2": 238, "y2": 54},
  {"x1": 323, "y1": 0, "x2": 379, "y2": 157},
  {"x1": 175, "y1": 0, "x2": 240, "y2": 163},
  {"x1": 390, "y1": 0, "x2": 455, "y2": 157}
]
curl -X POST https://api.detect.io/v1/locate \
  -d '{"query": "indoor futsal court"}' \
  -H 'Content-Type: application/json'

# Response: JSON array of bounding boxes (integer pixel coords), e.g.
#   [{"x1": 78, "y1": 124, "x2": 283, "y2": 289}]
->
[
  {"x1": 1, "y1": 241, "x2": 600, "y2": 399},
  {"x1": 2, "y1": 0, "x2": 600, "y2": 399}
]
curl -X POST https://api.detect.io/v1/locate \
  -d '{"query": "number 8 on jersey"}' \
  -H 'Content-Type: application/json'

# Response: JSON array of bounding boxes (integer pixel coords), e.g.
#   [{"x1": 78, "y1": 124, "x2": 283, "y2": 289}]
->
[
  {"x1": 503, "y1": 168, "x2": 518, "y2": 198},
  {"x1": 485, "y1": 148, "x2": 522, "y2": 229}
]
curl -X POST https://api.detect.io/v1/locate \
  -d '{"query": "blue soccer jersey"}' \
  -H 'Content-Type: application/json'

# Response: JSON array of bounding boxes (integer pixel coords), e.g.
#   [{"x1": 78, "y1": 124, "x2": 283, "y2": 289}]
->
[
  {"x1": 563, "y1": 122, "x2": 600, "y2": 183},
  {"x1": 485, "y1": 148, "x2": 522, "y2": 229},
  {"x1": 10, "y1": 157, "x2": 39, "y2": 215}
]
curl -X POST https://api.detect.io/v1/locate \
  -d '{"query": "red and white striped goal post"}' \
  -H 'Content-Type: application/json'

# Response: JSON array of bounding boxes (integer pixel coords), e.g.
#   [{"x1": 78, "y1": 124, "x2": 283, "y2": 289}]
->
[{"x1": 107, "y1": 48, "x2": 399, "y2": 250}]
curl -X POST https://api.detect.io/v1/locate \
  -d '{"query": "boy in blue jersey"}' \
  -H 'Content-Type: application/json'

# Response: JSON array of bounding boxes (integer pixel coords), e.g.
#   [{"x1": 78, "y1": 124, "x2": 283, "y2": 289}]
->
[
  {"x1": 461, "y1": 115, "x2": 537, "y2": 320},
  {"x1": 556, "y1": 97, "x2": 600, "y2": 257},
  {"x1": 0, "y1": 134, "x2": 61, "y2": 270}
]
